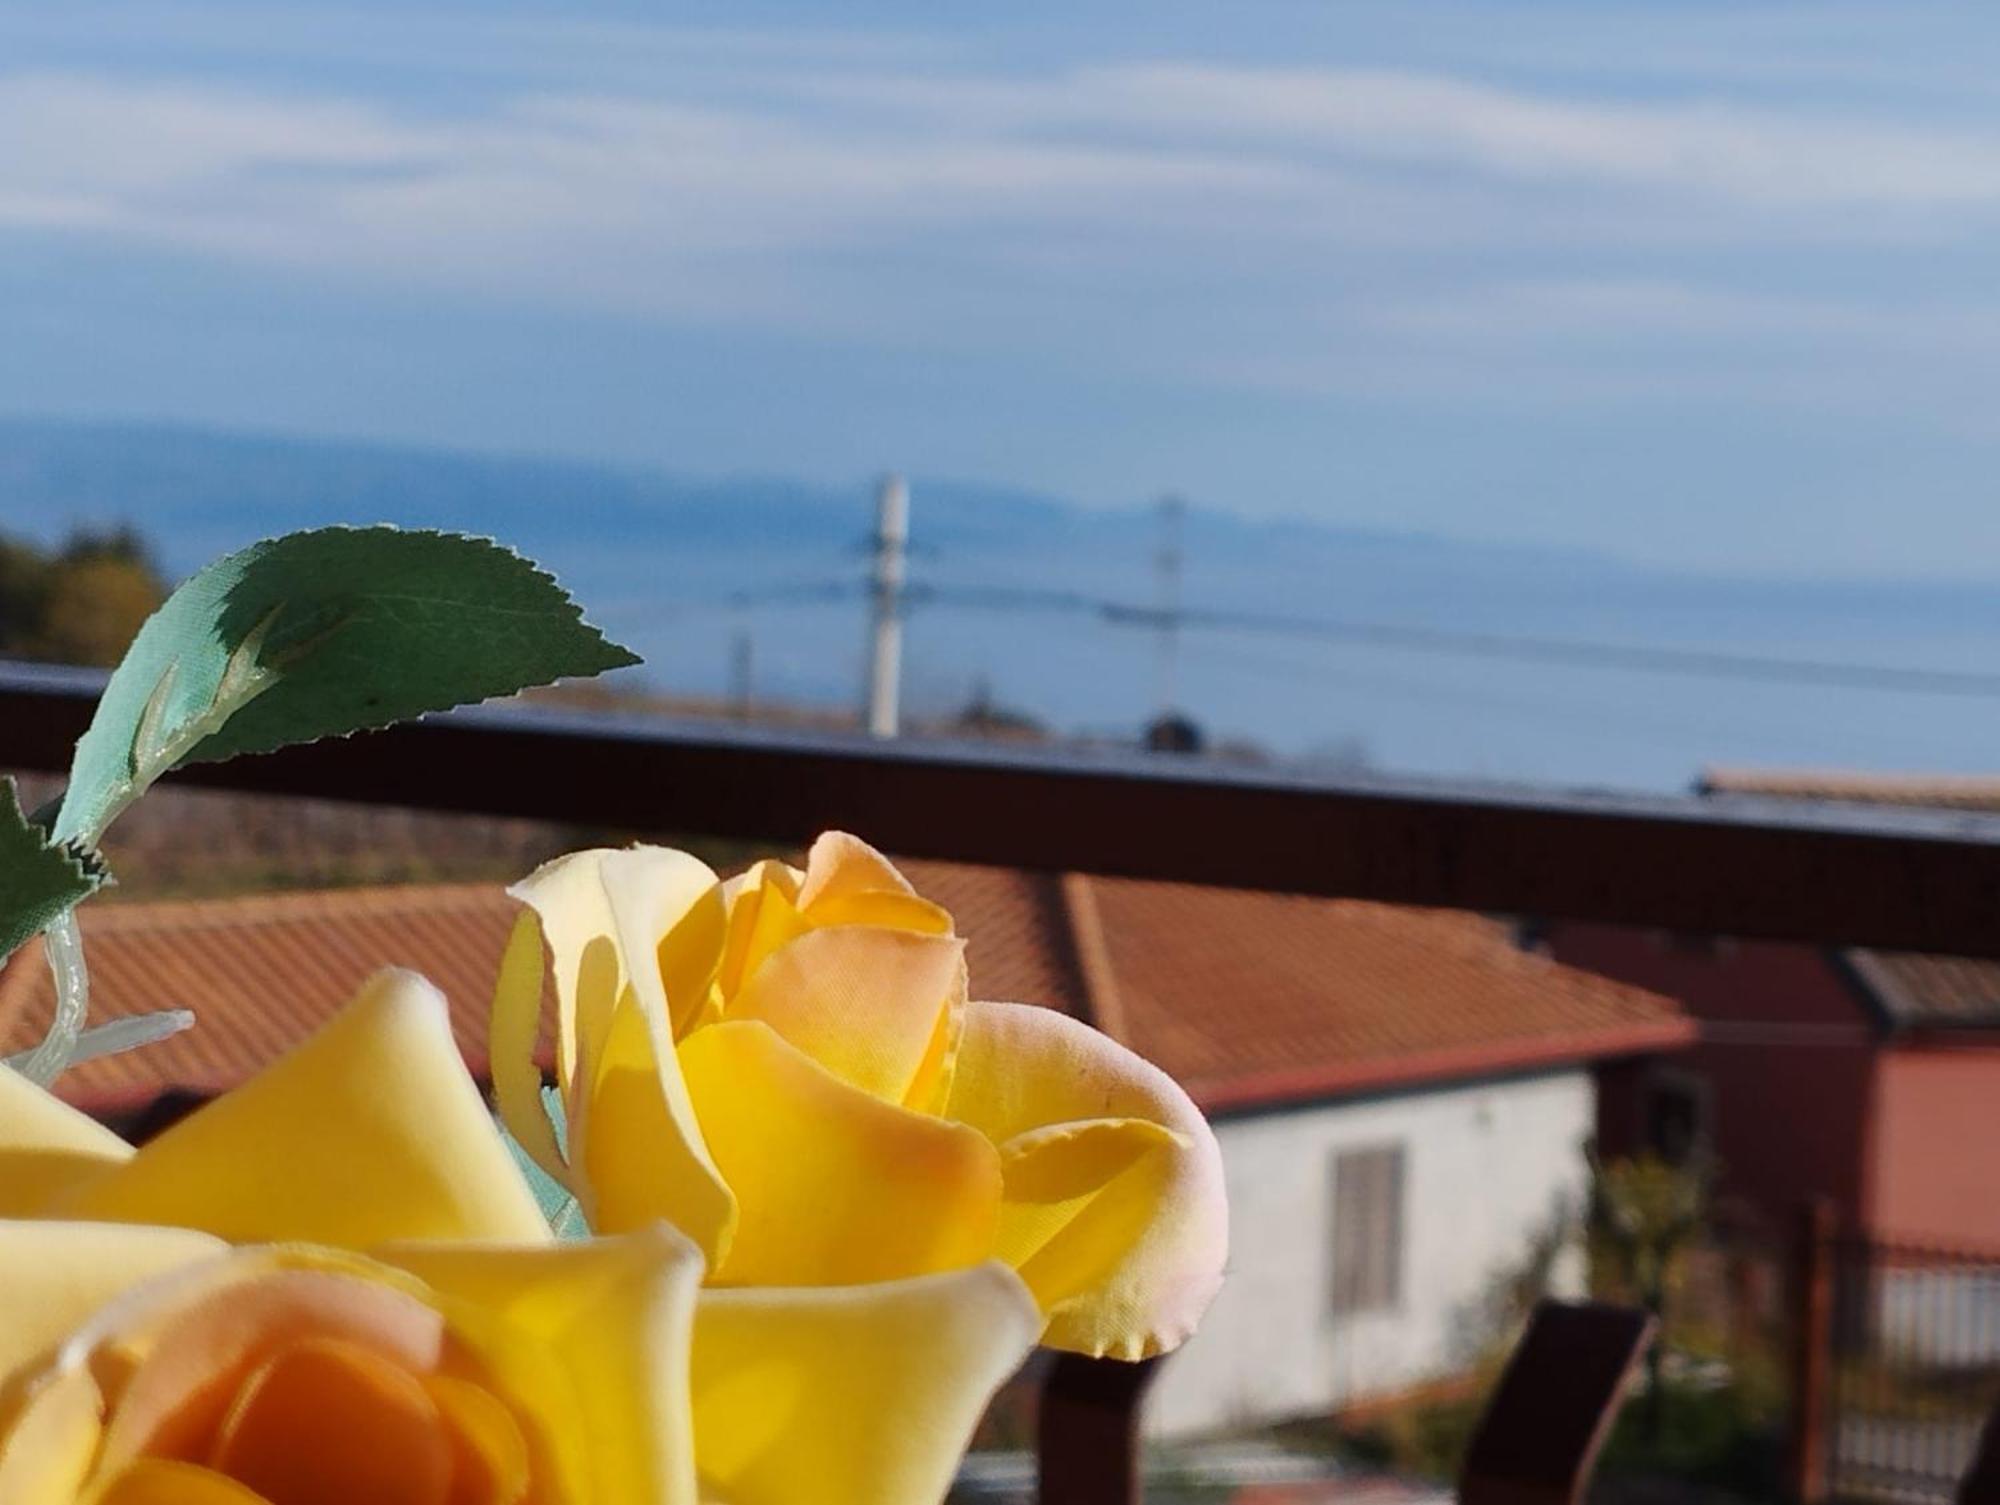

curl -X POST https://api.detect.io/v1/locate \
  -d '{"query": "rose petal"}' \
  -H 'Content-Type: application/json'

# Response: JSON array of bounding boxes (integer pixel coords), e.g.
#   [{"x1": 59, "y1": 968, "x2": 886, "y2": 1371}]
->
[
  {"x1": 93, "y1": 1459, "x2": 271, "y2": 1504},
  {"x1": 507, "y1": 849, "x2": 624, "y2": 1089},
  {"x1": 792, "y1": 832, "x2": 918, "y2": 911},
  {"x1": 513, "y1": 851, "x2": 735, "y2": 1267},
  {"x1": 945, "y1": 1001, "x2": 1228, "y2": 1359},
  {"x1": 715, "y1": 862, "x2": 804, "y2": 1001},
  {"x1": 0, "y1": 1221, "x2": 225, "y2": 1384},
  {"x1": 680, "y1": 1021, "x2": 1002, "y2": 1287},
  {"x1": 796, "y1": 889, "x2": 954, "y2": 935},
  {"x1": 572, "y1": 987, "x2": 737, "y2": 1266},
  {"x1": 0, "y1": 1365, "x2": 102, "y2": 1503},
  {"x1": 379, "y1": 1223, "x2": 705, "y2": 1505},
  {"x1": 598, "y1": 847, "x2": 726, "y2": 1041},
  {"x1": 728, "y1": 927, "x2": 966, "y2": 1108},
  {"x1": 0, "y1": 1062, "x2": 132, "y2": 1216},
  {"x1": 490, "y1": 912, "x2": 568, "y2": 1189},
  {"x1": 691, "y1": 1262, "x2": 1037, "y2": 1505},
  {"x1": 93, "y1": 1259, "x2": 448, "y2": 1475},
  {"x1": 51, "y1": 972, "x2": 548, "y2": 1248},
  {"x1": 207, "y1": 1335, "x2": 452, "y2": 1505},
  {"x1": 425, "y1": 1375, "x2": 531, "y2": 1505},
  {"x1": 994, "y1": 1118, "x2": 1183, "y2": 1316}
]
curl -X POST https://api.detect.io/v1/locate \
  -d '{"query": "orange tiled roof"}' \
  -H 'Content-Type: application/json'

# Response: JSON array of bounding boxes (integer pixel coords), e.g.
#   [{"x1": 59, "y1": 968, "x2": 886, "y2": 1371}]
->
[
  {"x1": 1699, "y1": 767, "x2": 2000, "y2": 1030},
  {"x1": 0, "y1": 860, "x2": 1686, "y2": 1118},
  {"x1": 1077, "y1": 876, "x2": 1689, "y2": 1112},
  {"x1": 896, "y1": 859, "x2": 1088, "y2": 1016},
  {"x1": 0, "y1": 885, "x2": 522, "y2": 1112},
  {"x1": 1700, "y1": 767, "x2": 2000, "y2": 813}
]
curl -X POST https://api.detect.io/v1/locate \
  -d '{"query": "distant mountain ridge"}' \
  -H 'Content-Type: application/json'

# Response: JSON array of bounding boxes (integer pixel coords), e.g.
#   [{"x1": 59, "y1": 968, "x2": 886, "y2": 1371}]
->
[
  {"x1": 0, "y1": 415, "x2": 1614, "y2": 584},
  {"x1": 3, "y1": 415, "x2": 1997, "y2": 791}
]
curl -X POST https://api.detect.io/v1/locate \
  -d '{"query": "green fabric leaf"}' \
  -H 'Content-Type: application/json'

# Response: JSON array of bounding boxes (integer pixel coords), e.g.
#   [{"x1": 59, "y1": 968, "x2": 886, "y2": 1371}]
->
[
  {"x1": 0, "y1": 777, "x2": 103, "y2": 965},
  {"x1": 498, "y1": 1089, "x2": 586, "y2": 1239},
  {"x1": 52, "y1": 527, "x2": 638, "y2": 847}
]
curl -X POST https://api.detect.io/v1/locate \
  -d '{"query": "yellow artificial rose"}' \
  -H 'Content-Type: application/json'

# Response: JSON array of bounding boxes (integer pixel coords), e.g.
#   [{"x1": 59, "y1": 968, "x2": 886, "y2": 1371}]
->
[
  {"x1": 493, "y1": 832, "x2": 1229, "y2": 1360},
  {"x1": 0, "y1": 971, "x2": 1040, "y2": 1504}
]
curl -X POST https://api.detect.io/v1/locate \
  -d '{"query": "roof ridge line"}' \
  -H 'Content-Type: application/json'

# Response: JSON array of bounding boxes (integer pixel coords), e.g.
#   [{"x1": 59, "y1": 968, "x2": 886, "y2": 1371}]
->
[{"x1": 1058, "y1": 872, "x2": 1129, "y2": 1042}]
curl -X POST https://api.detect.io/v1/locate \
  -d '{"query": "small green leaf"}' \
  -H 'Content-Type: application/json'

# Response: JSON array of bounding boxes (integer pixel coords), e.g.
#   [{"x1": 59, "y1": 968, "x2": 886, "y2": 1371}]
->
[
  {"x1": 53, "y1": 527, "x2": 639, "y2": 847},
  {"x1": 500, "y1": 1089, "x2": 585, "y2": 1239},
  {"x1": 0, "y1": 777, "x2": 103, "y2": 966}
]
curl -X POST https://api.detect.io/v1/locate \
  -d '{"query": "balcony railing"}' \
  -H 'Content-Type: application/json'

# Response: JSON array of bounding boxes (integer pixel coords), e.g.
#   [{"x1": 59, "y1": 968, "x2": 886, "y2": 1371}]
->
[{"x1": 10, "y1": 658, "x2": 2000, "y2": 1500}]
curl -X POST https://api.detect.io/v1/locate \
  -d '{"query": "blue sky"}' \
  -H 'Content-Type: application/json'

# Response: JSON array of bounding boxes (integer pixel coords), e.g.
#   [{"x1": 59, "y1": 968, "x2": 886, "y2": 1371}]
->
[{"x1": 7, "y1": 1, "x2": 2000, "y2": 578}]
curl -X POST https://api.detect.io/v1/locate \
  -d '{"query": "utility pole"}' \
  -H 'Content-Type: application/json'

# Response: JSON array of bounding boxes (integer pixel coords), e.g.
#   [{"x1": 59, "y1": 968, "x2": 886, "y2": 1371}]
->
[
  {"x1": 864, "y1": 473, "x2": 909, "y2": 737},
  {"x1": 729, "y1": 624, "x2": 754, "y2": 722},
  {"x1": 1154, "y1": 495, "x2": 1185, "y2": 717}
]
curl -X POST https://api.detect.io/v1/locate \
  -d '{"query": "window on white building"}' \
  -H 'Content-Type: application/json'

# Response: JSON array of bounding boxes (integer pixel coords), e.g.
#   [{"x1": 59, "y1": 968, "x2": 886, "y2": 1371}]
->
[{"x1": 1331, "y1": 1143, "x2": 1406, "y2": 1316}]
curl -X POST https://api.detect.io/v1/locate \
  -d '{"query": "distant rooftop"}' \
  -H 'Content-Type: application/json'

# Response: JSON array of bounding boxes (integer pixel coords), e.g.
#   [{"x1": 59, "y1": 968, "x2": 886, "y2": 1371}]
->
[
  {"x1": 1700, "y1": 768, "x2": 2000, "y2": 1030},
  {"x1": 1701, "y1": 767, "x2": 2000, "y2": 814},
  {"x1": 1, "y1": 857, "x2": 1689, "y2": 1116}
]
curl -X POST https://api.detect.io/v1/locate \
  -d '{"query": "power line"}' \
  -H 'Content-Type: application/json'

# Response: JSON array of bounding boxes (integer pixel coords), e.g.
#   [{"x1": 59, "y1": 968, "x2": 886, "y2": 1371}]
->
[
  {"x1": 909, "y1": 582, "x2": 2000, "y2": 701},
  {"x1": 1154, "y1": 496, "x2": 1185, "y2": 716},
  {"x1": 648, "y1": 573, "x2": 2000, "y2": 703}
]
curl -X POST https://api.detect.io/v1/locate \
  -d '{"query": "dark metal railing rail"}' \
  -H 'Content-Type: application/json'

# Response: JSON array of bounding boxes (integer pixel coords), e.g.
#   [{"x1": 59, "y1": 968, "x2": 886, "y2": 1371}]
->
[
  {"x1": 1792, "y1": 1201, "x2": 2000, "y2": 1505},
  {"x1": 9, "y1": 661, "x2": 2000, "y2": 956},
  {"x1": 1459, "y1": 1299, "x2": 1656, "y2": 1505},
  {"x1": 13, "y1": 660, "x2": 2000, "y2": 1501},
  {"x1": 1829, "y1": 1232, "x2": 2000, "y2": 1505}
]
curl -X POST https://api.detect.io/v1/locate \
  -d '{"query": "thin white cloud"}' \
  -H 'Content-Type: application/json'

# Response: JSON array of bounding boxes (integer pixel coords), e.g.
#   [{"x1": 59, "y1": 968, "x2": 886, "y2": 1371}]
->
[
  {"x1": 807, "y1": 61, "x2": 2000, "y2": 210},
  {"x1": 0, "y1": 69, "x2": 1304, "y2": 318},
  {"x1": 6, "y1": 50, "x2": 2000, "y2": 419}
]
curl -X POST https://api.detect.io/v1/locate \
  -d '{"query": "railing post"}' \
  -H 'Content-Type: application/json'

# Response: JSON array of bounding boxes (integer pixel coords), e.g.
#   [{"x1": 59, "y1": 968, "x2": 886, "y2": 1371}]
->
[
  {"x1": 1037, "y1": 1353, "x2": 1159, "y2": 1505},
  {"x1": 1788, "y1": 1196, "x2": 1838, "y2": 1505}
]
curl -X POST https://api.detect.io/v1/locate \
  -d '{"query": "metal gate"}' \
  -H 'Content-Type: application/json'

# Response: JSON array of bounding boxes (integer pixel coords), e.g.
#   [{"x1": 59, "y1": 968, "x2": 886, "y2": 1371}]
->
[{"x1": 1828, "y1": 1234, "x2": 2000, "y2": 1505}]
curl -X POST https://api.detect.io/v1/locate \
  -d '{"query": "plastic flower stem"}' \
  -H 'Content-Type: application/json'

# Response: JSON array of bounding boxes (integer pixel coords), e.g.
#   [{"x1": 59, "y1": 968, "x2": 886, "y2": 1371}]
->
[{"x1": 17, "y1": 909, "x2": 89, "y2": 1085}]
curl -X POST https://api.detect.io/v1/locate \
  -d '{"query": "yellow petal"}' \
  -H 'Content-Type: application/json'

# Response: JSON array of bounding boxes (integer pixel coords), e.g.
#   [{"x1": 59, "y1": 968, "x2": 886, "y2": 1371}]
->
[
  {"x1": 0, "y1": 1064, "x2": 133, "y2": 1216},
  {"x1": 728, "y1": 927, "x2": 966, "y2": 1107},
  {"x1": 490, "y1": 912, "x2": 568, "y2": 1189},
  {"x1": 51, "y1": 972, "x2": 549, "y2": 1248},
  {"x1": 708, "y1": 864, "x2": 792, "y2": 1004},
  {"x1": 691, "y1": 1262, "x2": 1037, "y2": 1505},
  {"x1": 91, "y1": 1460, "x2": 271, "y2": 1504},
  {"x1": 507, "y1": 849, "x2": 624, "y2": 1090},
  {"x1": 572, "y1": 986, "x2": 737, "y2": 1267},
  {"x1": 0, "y1": 1221, "x2": 226, "y2": 1385},
  {"x1": 717, "y1": 871, "x2": 809, "y2": 1003},
  {"x1": 91, "y1": 1256, "x2": 450, "y2": 1476},
  {"x1": 598, "y1": 847, "x2": 726, "y2": 1041},
  {"x1": 679, "y1": 1022, "x2": 1002, "y2": 1287},
  {"x1": 945, "y1": 1002, "x2": 1228, "y2": 1359},
  {"x1": 206, "y1": 1335, "x2": 452, "y2": 1505},
  {"x1": 797, "y1": 889, "x2": 954, "y2": 935},
  {"x1": 512, "y1": 850, "x2": 735, "y2": 1265},
  {"x1": 424, "y1": 1374, "x2": 531, "y2": 1505},
  {"x1": 379, "y1": 1223, "x2": 705, "y2": 1505},
  {"x1": 793, "y1": 831, "x2": 918, "y2": 911},
  {"x1": 994, "y1": 1118, "x2": 1183, "y2": 1317},
  {"x1": 0, "y1": 1364, "x2": 102, "y2": 1505}
]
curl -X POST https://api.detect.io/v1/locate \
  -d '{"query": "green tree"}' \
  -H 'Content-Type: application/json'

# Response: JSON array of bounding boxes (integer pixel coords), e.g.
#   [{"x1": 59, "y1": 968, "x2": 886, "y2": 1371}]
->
[
  {"x1": 1587, "y1": 1145, "x2": 1710, "y2": 1440},
  {"x1": 0, "y1": 526, "x2": 168, "y2": 668},
  {"x1": 0, "y1": 537, "x2": 50, "y2": 655}
]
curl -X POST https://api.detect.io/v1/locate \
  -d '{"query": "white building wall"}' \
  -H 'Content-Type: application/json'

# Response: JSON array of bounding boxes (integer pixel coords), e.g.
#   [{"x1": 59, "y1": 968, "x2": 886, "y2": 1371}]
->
[{"x1": 1147, "y1": 1068, "x2": 1595, "y2": 1438}]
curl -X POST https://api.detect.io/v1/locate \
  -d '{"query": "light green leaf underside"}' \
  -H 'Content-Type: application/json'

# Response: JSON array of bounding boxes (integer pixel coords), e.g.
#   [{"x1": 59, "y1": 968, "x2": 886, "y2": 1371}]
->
[
  {"x1": 53, "y1": 526, "x2": 639, "y2": 847},
  {"x1": 0, "y1": 777, "x2": 102, "y2": 965},
  {"x1": 500, "y1": 1090, "x2": 586, "y2": 1239}
]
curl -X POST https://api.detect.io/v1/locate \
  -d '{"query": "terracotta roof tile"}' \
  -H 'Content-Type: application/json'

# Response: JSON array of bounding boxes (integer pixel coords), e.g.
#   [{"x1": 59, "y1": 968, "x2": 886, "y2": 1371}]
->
[
  {"x1": 1078, "y1": 877, "x2": 1688, "y2": 1110},
  {"x1": 1700, "y1": 767, "x2": 2000, "y2": 813},
  {"x1": 1699, "y1": 768, "x2": 2000, "y2": 1029},
  {"x1": 1847, "y1": 951, "x2": 2000, "y2": 1030},
  {"x1": 0, "y1": 859, "x2": 1687, "y2": 1119},
  {"x1": 895, "y1": 859, "x2": 1087, "y2": 1016},
  {"x1": 0, "y1": 885, "x2": 521, "y2": 1112}
]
